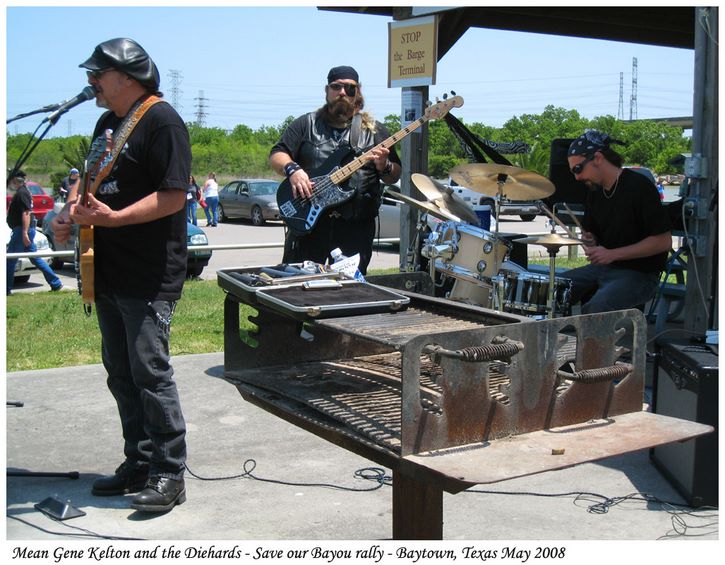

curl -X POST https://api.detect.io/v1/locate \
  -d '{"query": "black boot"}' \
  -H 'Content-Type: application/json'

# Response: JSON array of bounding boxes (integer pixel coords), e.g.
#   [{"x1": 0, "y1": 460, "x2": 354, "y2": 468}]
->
[
  {"x1": 92, "y1": 461, "x2": 149, "y2": 496},
  {"x1": 131, "y1": 476, "x2": 186, "y2": 513}
]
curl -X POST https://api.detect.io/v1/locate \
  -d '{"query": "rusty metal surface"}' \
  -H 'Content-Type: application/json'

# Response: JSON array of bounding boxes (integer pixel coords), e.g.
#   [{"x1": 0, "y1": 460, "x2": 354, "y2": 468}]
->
[
  {"x1": 223, "y1": 285, "x2": 711, "y2": 492},
  {"x1": 401, "y1": 412, "x2": 714, "y2": 486}
]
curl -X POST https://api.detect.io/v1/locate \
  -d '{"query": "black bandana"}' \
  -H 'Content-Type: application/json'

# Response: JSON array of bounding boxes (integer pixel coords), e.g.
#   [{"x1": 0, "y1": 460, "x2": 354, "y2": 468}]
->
[{"x1": 568, "y1": 130, "x2": 625, "y2": 156}]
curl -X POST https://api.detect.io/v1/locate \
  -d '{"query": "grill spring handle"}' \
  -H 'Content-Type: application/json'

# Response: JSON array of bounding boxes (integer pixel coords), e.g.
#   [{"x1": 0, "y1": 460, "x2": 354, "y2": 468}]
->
[{"x1": 557, "y1": 362, "x2": 633, "y2": 384}]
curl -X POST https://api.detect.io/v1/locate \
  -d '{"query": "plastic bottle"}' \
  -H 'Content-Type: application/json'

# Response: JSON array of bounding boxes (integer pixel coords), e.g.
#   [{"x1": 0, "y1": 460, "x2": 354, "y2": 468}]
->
[{"x1": 329, "y1": 248, "x2": 366, "y2": 282}]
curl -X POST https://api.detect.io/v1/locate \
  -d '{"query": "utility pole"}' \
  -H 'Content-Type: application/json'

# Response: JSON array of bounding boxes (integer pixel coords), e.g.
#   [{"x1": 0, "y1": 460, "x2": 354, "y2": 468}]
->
[
  {"x1": 67, "y1": 120, "x2": 72, "y2": 137},
  {"x1": 629, "y1": 57, "x2": 638, "y2": 120},
  {"x1": 168, "y1": 69, "x2": 183, "y2": 112},
  {"x1": 194, "y1": 90, "x2": 207, "y2": 127},
  {"x1": 618, "y1": 72, "x2": 624, "y2": 120}
]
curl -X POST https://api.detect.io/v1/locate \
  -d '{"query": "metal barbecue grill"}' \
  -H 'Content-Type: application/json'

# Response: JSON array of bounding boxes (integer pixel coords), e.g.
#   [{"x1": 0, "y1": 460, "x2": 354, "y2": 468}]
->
[{"x1": 218, "y1": 268, "x2": 713, "y2": 539}]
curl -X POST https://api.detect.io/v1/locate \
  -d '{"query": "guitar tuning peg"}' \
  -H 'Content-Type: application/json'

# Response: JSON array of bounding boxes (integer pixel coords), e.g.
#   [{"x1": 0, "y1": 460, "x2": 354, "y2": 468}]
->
[
  {"x1": 451, "y1": 90, "x2": 457, "y2": 96},
  {"x1": 442, "y1": 93, "x2": 448, "y2": 100},
  {"x1": 425, "y1": 101, "x2": 432, "y2": 107}
]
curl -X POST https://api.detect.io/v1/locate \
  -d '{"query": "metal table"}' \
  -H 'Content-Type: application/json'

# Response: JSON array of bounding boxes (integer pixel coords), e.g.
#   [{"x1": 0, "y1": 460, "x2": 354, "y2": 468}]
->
[{"x1": 219, "y1": 270, "x2": 713, "y2": 539}]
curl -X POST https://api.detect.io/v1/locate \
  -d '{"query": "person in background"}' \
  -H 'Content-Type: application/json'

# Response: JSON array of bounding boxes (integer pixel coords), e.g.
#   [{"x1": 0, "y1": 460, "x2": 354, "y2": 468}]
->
[
  {"x1": 202, "y1": 172, "x2": 219, "y2": 227},
  {"x1": 60, "y1": 168, "x2": 80, "y2": 202},
  {"x1": 50, "y1": 37, "x2": 190, "y2": 513},
  {"x1": 187, "y1": 175, "x2": 200, "y2": 225},
  {"x1": 269, "y1": 65, "x2": 401, "y2": 274},
  {"x1": 564, "y1": 130, "x2": 671, "y2": 313},
  {"x1": 6, "y1": 171, "x2": 65, "y2": 294}
]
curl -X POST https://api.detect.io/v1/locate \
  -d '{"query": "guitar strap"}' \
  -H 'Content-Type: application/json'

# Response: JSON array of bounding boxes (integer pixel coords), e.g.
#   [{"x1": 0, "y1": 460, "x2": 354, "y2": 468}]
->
[
  {"x1": 349, "y1": 113, "x2": 363, "y2": 156},
  {"x1": 92, "y1": 95, "x2": 164, "y2": 191}
]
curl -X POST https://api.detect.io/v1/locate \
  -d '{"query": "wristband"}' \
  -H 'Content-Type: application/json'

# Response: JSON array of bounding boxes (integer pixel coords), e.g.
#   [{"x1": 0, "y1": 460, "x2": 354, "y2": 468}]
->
[
  {"x1": 284, "y1": 162, "x2": 301, "y2": 178},
  {"x1": 381, "y1": 161, "x2": 393, "y2": 176}
]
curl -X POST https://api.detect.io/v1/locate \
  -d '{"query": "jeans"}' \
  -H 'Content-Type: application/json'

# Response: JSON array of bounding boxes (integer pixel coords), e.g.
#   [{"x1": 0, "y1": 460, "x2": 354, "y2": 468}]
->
[
  {"x1": 186, "y1": 199, "x2": 198, "y2": 225},
  {"x1": 565, "y1": 264, "x2": 660, "y2": 314},
  {"x1": 6, "y1": 226, "x2": 62, "y2": 294},
  {"x1": 95, "y1": 293, "x2": 187, "y2": 479},
  {"x1": 204, "y1": 196, "x2": 219, "y2": 225}
]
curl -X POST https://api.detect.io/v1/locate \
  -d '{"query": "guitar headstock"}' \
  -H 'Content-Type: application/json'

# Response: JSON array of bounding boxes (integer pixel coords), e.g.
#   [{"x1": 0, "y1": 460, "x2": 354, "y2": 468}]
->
[{"x1": 423, "y1": 93, "x2": 464, "y2": 120}]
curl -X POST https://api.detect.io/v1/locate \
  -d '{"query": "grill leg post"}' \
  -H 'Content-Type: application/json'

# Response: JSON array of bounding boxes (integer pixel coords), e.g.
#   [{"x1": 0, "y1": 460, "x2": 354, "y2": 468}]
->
[{"x1": 392, "y1": 471, "x2": 443, "y2": 539}]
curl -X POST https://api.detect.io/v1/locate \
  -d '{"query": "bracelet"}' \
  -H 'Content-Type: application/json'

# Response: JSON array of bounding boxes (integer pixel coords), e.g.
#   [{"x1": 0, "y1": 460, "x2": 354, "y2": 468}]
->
[
  {"x1": 284, "y1": 161, "x2": 301, "y2": 178},
  {"x1": 380, "y1": 160, "x2": 393, "y2": 177}
]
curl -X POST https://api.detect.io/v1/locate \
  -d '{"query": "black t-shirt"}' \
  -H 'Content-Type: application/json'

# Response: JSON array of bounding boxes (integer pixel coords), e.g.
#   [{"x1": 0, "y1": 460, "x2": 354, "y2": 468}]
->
[
  {"x1": 91, "y1": 99, "x2": 191, "y2": 301},
  {"x1": 270, "y1": 111, "x2": 401, "y2": 220},
  {"x1": 582, "y1": 168, "x2": 671, "y2": 273},
  {"x1": 7, "y1": 186, "x2": 34, "y2": 229}
]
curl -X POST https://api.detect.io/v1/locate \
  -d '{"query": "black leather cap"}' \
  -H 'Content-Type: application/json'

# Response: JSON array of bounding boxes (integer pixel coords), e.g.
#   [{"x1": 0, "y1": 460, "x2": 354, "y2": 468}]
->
[{"x1": 79, "y1": 38, "x2": 160, "y2": 92}]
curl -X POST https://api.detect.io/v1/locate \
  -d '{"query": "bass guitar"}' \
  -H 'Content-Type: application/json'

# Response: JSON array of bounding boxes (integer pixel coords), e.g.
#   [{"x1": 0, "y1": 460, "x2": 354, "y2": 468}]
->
[
  {"x1": 76, "y1": 129, "x2": 113, "y2": 315},
  {"x1": 277, "y1": 95, "x2": 464, "y2": 236}
]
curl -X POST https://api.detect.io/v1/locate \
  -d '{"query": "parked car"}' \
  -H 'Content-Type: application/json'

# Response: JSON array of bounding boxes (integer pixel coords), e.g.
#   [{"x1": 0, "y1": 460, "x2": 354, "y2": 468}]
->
[
  {"x1": 6, "y1": 181, "x2": 55, "y2": 226},
  {"x1": 42, "y1": 203, "x2": 212, "y2": 278},
  {"x1": 5, "y1": 223, "x2": 52, "y2": 284},
  {"x1": 446, "y1": 177, "x2": 540, "y2": 222},
  {"x1": 218, "y1": 179, "x2": 280, "y2": 225}
]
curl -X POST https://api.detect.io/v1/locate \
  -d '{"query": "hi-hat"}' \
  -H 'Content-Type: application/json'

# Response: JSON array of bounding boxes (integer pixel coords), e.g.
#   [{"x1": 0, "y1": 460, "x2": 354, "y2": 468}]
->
[
  {"x1": 385, "y1": 188, "x2": 461, "y2": 222},
  {"x1": 410, "y1": 173, "x2": 480, "y2": 224},
  {"x1": 449, "y1": 163, "x2": 555, "y2": 200},
  {"x1": 514, "y1": 233, "x2": 582, "y2": 251}
]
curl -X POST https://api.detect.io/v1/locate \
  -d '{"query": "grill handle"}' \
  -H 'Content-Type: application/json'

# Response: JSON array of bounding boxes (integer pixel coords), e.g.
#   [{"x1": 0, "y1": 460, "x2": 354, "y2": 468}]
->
[
  {"x1": 557, "y1": 362, "x2": 633, "y2": 384},
  {"x1": 426, "y1": 337, "x2": 524, "y2": 363}
]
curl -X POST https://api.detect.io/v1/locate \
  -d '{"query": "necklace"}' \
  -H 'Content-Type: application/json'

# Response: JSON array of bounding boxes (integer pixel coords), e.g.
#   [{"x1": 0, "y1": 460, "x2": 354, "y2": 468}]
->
[{"x1": 603, "y1": 171, "x2": 621, "y2": 199}]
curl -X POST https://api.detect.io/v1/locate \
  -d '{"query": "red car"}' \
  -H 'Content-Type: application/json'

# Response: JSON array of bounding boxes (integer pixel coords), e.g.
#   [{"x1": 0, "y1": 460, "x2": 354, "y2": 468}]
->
[{"x1": 6, "y1": 181, "x2": 54, "y2": 225}]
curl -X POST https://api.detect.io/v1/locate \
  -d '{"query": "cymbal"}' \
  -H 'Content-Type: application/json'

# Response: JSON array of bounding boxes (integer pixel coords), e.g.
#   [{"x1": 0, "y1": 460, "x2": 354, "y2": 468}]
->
[
  {"x1": 385, "y1": 188, "x2": 461, "y2": 222},
  {"x1": 449, "y1": 163, "x2": 555, "y2": 200},
  {"x1": 410, "y1": 173, "x2": 480, "y2": 224},
  {"x1": 514, "y1": 233, "x2": 583, "y2": 250}
]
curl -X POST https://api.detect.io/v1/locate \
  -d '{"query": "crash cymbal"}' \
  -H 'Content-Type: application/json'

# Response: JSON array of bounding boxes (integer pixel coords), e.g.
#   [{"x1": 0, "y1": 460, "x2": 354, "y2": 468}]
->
[
  {"x1": 410, "y1": 173, "x2": 480, "y2": 224},
  {"x1": 385, "y1": 188, "x2": 461, "y2": 222},
  {"x1": 514, "y1": 233, "x2": 583, "y2": 250},
  {"x1": 449, "y1": 163, "x2": 555, "y2": 200}
]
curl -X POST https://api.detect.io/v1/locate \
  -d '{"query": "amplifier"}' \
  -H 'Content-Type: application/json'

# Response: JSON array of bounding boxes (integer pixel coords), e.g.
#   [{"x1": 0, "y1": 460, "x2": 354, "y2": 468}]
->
[{"x1": 651, "y1": 339, "x2": 718, "y2": 507}]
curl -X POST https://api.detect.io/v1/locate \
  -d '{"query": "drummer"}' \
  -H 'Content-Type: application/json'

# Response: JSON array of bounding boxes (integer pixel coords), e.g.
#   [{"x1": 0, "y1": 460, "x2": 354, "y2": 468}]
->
[{"x1": 564, "y1": 130, "x2": 671, "y2": 314}]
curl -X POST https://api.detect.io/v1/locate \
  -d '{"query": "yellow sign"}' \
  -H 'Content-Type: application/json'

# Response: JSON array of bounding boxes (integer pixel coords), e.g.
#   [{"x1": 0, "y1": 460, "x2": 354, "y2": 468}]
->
[{"x1": 388, "y1": 15, "x2": 438, "y2": 88}]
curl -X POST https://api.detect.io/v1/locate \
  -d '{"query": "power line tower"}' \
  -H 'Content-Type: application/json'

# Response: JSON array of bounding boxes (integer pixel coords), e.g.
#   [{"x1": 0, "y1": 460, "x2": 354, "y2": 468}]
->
[
  {"x1": 168, "y1": 69, "x2": 183, "y2": 112},
  {"x1": 67, "y1": 120, "x2": 73, "y2": 137},
  {"x1": 629, "y1": 57, "x2": 638, "y2": 120},
  {"x1": 194, "y1": 90, "x2": 208, "y2": 127},
  {"x1": 617, "y1": 72, "x2": 625, "y2": 120}
]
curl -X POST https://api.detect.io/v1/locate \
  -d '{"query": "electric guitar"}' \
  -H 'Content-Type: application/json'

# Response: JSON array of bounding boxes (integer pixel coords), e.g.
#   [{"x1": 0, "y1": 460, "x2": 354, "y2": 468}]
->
[
  {"x1": 76, "y1": 129, "x2": 113, "y2": 315},
  {"x1": 277, "y1": 95, "x2": 464, "y2": 236}
]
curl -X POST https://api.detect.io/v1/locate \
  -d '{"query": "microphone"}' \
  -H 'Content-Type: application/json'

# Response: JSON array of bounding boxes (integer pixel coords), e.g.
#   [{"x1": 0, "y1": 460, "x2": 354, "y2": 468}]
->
[{"x1": 43, "y1": 86, "x2": 97, "y2": 124}]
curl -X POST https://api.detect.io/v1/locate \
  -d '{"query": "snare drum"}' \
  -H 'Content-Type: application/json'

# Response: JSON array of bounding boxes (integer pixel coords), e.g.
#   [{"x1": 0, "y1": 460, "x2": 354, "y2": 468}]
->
[
  {"x1": 433, "y1": 222, "x2": 511, "y2": 280},
  {"x1": 492, "y1": 271, "x2": 572, "y2": 317}
]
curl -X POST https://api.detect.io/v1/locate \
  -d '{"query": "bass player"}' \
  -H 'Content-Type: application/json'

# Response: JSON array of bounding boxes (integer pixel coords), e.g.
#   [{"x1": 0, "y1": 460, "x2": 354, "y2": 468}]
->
[{"x1": 269, "y1": 65, "x2": 401, "y2": 274}]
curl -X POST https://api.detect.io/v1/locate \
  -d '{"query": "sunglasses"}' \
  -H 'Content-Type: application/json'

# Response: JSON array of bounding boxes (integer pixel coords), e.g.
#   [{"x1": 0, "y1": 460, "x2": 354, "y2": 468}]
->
[
  {"x1": 86, "y1": 68, "x2": 113, "y2": 80},
  {"x1": 328, "y1": 82, "x2": 357, "y2": 96},
  {"x1": 570, "y1": 154, "x2": 595, "y2": 175}
]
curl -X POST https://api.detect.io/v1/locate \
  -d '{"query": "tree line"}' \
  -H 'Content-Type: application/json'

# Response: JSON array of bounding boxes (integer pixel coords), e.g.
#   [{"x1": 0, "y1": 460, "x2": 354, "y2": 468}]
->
[{"x1": 6, "y1": 105, "x2": 690, "y2": 196}]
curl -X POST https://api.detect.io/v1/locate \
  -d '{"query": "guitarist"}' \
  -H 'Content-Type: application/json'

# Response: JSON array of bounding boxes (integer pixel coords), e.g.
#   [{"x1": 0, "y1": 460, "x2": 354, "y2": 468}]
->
[
  {"x1": 49, "y1": 38, "x2": 190, "y2": 514},
  {"x1": 269, "y1": 65, "x2": 401, "y2": 274}
]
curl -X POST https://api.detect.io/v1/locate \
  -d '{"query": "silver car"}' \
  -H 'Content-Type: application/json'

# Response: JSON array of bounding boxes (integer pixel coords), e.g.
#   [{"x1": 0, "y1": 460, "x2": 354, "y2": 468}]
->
[{"x1": 218, "y1": 179, "x2": 280, "y2": 226}]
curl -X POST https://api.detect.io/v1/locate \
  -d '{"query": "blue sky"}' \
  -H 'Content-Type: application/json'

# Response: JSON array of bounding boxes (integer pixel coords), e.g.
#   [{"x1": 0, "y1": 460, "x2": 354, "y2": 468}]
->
[{"x1": 5, "y1": 5, "x2": 695, "y2": 138}]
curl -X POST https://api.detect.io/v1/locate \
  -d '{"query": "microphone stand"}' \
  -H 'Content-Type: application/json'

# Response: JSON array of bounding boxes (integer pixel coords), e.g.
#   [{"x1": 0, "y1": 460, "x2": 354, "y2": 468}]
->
[{"x1": 7, "y1": 110, "x2": 80, "y2": 483}]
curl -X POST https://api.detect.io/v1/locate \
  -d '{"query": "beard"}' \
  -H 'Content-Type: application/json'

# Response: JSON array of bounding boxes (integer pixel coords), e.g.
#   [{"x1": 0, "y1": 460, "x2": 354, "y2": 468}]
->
[{"x1": 324, "y1": 97, "x2": 355, "y2": 126}]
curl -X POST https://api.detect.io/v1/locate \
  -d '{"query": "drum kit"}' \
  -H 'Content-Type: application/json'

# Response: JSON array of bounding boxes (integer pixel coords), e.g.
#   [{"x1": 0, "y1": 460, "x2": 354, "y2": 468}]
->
[{"x1": 386, "y1": 163, "x2": 584, "y2": 319}]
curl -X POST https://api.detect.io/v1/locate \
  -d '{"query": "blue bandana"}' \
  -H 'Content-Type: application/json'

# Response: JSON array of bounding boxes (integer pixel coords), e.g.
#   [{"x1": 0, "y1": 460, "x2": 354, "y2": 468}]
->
[{"x1": 568, "y1": 130, "x2": 625, "y2": 156}]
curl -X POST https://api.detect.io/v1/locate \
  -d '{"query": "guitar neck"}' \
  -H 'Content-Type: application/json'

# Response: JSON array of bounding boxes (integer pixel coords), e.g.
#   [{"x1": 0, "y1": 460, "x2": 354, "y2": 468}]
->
[{"x1": 329, "y1": 114, "x2": 430, "y2": 185}]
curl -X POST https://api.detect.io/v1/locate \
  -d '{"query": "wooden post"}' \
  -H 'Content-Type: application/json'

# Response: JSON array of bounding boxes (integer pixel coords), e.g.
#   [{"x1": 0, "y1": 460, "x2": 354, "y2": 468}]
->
[{"x1": 392, "y1": 470, "x2": 443, "y2": 539}]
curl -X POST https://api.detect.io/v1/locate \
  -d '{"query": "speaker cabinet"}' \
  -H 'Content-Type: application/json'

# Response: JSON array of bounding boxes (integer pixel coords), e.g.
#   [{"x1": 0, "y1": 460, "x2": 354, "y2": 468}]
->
[
  {"x1": 545, "y1": 138, "x2": 588, "y2": 208},
  {"x1": 651, "y1": 339, "x2": 718, "y2": 507}
]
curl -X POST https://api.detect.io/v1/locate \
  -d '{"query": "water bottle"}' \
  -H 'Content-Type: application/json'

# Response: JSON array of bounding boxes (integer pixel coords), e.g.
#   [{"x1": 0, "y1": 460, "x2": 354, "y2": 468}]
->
[{"x1": 329, "y1": 248, "x2": 366, "y2": 282}]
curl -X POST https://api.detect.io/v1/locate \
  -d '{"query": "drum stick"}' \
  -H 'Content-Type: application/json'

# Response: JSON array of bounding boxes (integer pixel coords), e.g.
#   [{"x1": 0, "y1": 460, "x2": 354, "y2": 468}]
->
[
  {"x1": 563, "y1": 203, "x2": 585, "y2": 232},
  {"x1": 538, "y1": 203, "x2": 578, "y2": 239}
]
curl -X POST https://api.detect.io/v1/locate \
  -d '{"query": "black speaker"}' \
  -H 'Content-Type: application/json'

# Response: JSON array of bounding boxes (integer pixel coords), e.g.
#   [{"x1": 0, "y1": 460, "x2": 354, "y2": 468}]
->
[
  {"x1": 651, "y1": 339, "x2": 718, "y2": 507},
  {"x1": 545, "y1": 138, "x2": 588, "y2": 208}
]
